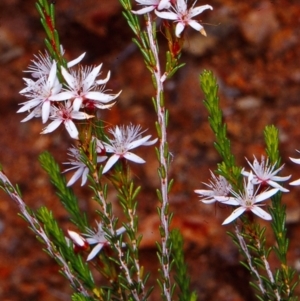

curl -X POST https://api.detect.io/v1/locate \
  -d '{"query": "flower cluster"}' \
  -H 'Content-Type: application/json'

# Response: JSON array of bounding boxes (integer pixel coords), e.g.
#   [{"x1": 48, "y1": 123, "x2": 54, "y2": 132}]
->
[
  {"x1": 132, "y1": 0, "x2": 213, "y2": 37},
  {"x1": 63, "y1": 124, "x2": 157, "y2": 185},
  {"x1": 18, "y1": 51, "x2": 120, "y2": 139},
  {"x1": 196, "y1": 156, "x2": 291, "y2": 225}
]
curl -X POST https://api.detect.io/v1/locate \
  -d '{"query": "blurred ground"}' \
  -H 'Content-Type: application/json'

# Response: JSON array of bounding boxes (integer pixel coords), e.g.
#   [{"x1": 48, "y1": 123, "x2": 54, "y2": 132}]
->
[{"x1": 1, "y1": 0, "x2": 300, "y2": 300}]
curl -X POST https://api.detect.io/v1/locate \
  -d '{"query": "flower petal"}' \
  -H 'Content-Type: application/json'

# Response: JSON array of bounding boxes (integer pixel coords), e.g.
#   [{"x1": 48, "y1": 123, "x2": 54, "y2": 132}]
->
[
  {"x1": 42, "y1": 100, "x2": 51, "y2": 124},
  {"x1": 188, "y1": 20, "x2": 203, "y2": 32},
  {"x1": 155, "y1": 10, "x2": 178, "y2": 20},
  {"x1": 96, "y1": 71, "x2": 111, "y2": 85},
  {"x1": 47, "y1": 61, "x2": 57, "y2": 87},
  {"x1": 87, "y1": 243, "x2": 104, "y2": 261},
  {"x1": 190, "y1": 5, "x2": 213, "y2": 18},
  {"x1": 215, "y1": 196, "x2": 240, "y2": 206},
  {"x1": 123, "y1": 152, "x2": 145, "y2": 164},
  {"x1": 85, "y1": 91, "x2": 121, "y2": 103},
  {"x1": 290, "y1": 157, "x2": 300, "y2": 164},
  {"x1": 175, "y1": 22, "x2": 185, "y2": 37},
  {"x1": 64, "y1": 120, "x2": 79, "y2": 139},
  {"x1": 83, "y1": 64, "x2": 102, "y2": 91},
  {"x1": 255, "y1": 188, "x2": 279, "y2": 203},
  {"x1": 102, "y1": 154, "x2": 120, "y2": 173},
  {"x1": 49, "y1": 91, "x2": 74, "y2": 101},
  {"x1": 67, "y1": 166, "x2": 85, "y2": 186},
  {"x1": 41, "y1": 119, "x2": 62, "y2": 134},
  {"x1": 67, "y1": 52, "x2": 85, "y2": 68},
  {"x1": 251, "y1": 206, "x2": 272, "y2": 220},
  {"x1": 127, "y1": 135, "x2": 153, "y2": 150},
  {"x1": 132, "y1": 5, "x2": 155, "y2": 14},
  {"x1": 61, "y1": 67, "x2": 76, "y2": 89},
  {"x1": 289, "y1": 178, "x2": 300, "y2": 186},
  {"x1": 222, "y1": 207, "x2": 246, "y2": 225}
]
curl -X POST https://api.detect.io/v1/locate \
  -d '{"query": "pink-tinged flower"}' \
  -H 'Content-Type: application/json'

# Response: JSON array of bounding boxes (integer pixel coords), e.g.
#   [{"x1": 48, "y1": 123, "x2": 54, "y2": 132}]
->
[
  {"x1": 83, "y1": 222, "x2": 126, "y2": 261},
  {"x1": 25, "y1": 51, "x2": 85, "y2": 79},
  {"x1": 155, "y1": 0, "x2": 213, "y2": 37},
  {"x1": 41, "y1": 101, "x2": 94, "y2": 139},
  {"x1": 102, "y1": 124, "x2": 158, "y2": 174},
  {"x1": 132, "y1": 0, "x2": 171, "y2": 14},
  {"x1": 215, "y1": 172, "x2": 279, "y2": 225},
  {"x1": 18, "y1": 61, "x2": 62, "y2": 123},
  {"x1": 49, "y1": 64, "x2": 120, "y2": 111},
  {"x1": 242, "y1": 155, "x2": 291, "y2": 192},
  {"x1": 289, "y1": 150, "x2": 300, "y2": 185},
  {"x1": 194, "y1": 170, "x2": 231, "y2": 204},
  {"x1": 68, "y1": 230, "x2": 88, "y2": 249},
  {"x1": 63, "y1": 144, "x2": 107, "y2": 186}
]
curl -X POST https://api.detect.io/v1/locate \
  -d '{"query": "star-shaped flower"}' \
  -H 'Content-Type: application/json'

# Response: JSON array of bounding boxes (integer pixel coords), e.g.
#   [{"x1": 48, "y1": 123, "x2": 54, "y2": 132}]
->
[
  {"x1": 215, "y1": 172, "x2": 279, "y2": 225},
  {"x1": 50, "y1": 64, "x2": 120, "y2": 111},
  {"x1": 63, "y1": 144, "x2": 107, "y2": 187},
  {"x1": 83, "y1": 222, "x2": 126, "y2": 261},
  {"x1": 242, "y1": 155, "x2": 291, "y2": 192},
  {"x1": 155, "y1": 0, "x2": 213, "y2": 37},
  {"x1": 18, "y1": 61, "x2": 62, "y2": 123},
  {"x1": 41, "y1": 101, "x2": 94, "y2": 139},
  {"x1": 102, "y1": 124, "x2": 158, "y2": 173},
  {"x1": 194, "y1": 170, "x2": 231, "y2": 204},
  {"x1": 132, "y1": 0, "x2": 171, "y2": 14}
]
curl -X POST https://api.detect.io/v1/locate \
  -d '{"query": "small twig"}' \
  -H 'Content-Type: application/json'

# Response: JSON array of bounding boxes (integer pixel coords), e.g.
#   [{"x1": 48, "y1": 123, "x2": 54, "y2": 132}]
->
[
  {"x1": 235, "y1": 225, "x2": 266, "y2": 296},
  {"x1": 254, "y1": 235, "x2": 281, "y2": 300}
]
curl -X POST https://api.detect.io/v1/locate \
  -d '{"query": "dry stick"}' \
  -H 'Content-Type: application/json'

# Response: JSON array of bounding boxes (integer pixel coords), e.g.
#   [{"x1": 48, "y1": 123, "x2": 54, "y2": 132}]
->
[
  {"x1": 235, "y1": 225, "x2": 266, "y2": 296},
  {"x1": 0, "y1": 171, "x2": 90, "y2": 297},
  {"x1": 145, "y1": 13, "x2": 172, "y2": 301},
  {"x1": 127, "y1": 206, "x2": 145, "y2": 297}
]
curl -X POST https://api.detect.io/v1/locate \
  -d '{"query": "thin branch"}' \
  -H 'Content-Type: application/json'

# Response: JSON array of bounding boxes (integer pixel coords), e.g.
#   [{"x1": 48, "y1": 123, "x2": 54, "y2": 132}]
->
[
  {"x1": 235, "y1": 225, "x2": 266, "y2": 296},
  {"x1": 0, "y1": 171, "x2": 90, "y2": 297},
  {"x1": 145, "y1": 13, "x2": 172, "y2": 301}
]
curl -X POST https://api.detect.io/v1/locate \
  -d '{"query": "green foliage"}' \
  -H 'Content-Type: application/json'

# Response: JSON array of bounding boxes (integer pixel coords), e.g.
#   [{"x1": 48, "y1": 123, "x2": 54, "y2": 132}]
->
[
  {"x1": 200, "y1": 70, "x2": 242, "y2": 190},
  {"x1": 36, "y1": 0, "x2": 67, "y2": 68},
  {"x1": 264, "y1": 126, "x2": 300, "y2": 299},
  {"x1": 170, "y1": 229, "x2": 197, "y2": 301},
  {"x1": 39, "y1": 151, "x2": 89, "y2": 231}
]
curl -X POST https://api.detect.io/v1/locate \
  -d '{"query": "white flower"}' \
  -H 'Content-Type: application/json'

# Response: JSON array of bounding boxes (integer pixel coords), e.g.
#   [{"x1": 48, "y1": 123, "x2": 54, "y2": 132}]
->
[
  {"x1": 194, "y1": 170, "x2": 231, "y2": 204},
  {"x1": 242, "y1": 155, "x2": 291, "y2": 192},
  {"x1": 132, "y1": 0, "x2": 171, "y2": 14},
  {"x1": 289, "y1": 150, "x2": 300, "y2": 185},
  {"x1": 155, "y1": 0, "x2": 213, "y2": 37},
  {"x1": 215, "y1": 172, "x2": 279, "y2": 225},
  {"x1": 102, "y1": 124, "x2": 158, "y2": 174},
  {"x1": 83, "y1": 222, "x2": 126, "y2": 261},
  {"x1": 18, "y1": 61, "x2": 62, "y2": 123},
  {"x1": 50, "y1": 64, "x2": 120, "y2": 111},
  {"x1": 63, "y1": 143, "x2": 107, "y2": 186},
  {"x1": 25, "y1": 51, "x2": 85, "y2": 79},
  {"x1": 41, "y1": 101, "x2": 94, "y2": 139}
]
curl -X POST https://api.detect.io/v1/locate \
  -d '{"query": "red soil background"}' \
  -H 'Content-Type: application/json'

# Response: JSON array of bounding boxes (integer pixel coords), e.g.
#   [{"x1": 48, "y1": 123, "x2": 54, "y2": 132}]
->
[{"x1": 1, "y1": 0, "x2": 300, "y2": 300}]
